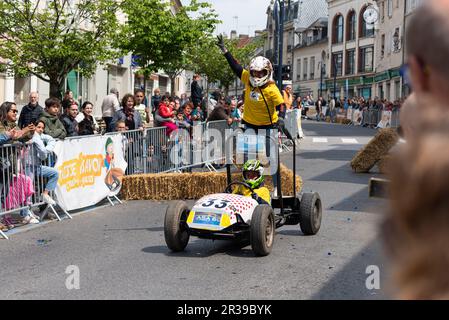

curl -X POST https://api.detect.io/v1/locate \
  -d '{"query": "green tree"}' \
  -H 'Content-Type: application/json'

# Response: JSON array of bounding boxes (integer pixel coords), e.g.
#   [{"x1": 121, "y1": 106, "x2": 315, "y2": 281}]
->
[
  {"x1": 190, "y1": 35, "x2": 265, "y2": 96},
  {"x1": 0, "y1": 0, "x2": 122, "y2": 99},
  {"x1": 118, "y1": 0, "x2": 219, "y2": 94}
]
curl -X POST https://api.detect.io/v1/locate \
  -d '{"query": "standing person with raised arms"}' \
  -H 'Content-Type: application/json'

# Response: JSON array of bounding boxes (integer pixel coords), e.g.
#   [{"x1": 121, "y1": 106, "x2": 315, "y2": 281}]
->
[{"x1": 216, "y1": 35, "x2": 287, "y2": 196}]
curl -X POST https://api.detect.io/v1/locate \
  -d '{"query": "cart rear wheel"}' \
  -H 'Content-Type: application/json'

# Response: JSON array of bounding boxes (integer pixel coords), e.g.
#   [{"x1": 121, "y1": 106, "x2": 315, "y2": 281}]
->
[
  {"x1": 299, "y1": 192, "x2": 322, "y2": 235},
  {"x1": 250, "y1": 205, "x2": 275, "y2": 256},
  {"x1": 164, "y1": 201, "x2": 190, "y2": 252}
]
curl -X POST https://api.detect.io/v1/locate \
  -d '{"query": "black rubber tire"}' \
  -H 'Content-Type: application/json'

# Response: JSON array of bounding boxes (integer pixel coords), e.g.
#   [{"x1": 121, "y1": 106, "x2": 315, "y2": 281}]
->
[
  {"x1": 250, "y1": 205, "x2": 275, "y2": 256},
  {"x1": 164, "y1": 201, "x2": 190, "y2": 252},
  {"x1": 299, "y1": 192, "x2": 322, "y2": 235}
]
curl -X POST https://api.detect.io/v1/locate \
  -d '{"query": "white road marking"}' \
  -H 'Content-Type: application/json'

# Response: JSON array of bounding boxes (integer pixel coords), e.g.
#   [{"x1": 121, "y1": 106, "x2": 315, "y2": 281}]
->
[
  {"x1": 313, "y1": 138, "x2": 328, "y2": 143},
  {"x1": 341, "y1": 138, "x2": 359, "y2": 144}
]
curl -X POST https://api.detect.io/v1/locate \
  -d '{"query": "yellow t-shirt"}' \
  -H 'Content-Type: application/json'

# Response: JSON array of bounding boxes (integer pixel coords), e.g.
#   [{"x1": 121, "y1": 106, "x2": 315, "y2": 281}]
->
[
  {"x1": 233, "y1": 185, "x2": 271, "y2": 205},
  {"x1": 241, "y1": 70, "x2": 284, "y2": 126}
]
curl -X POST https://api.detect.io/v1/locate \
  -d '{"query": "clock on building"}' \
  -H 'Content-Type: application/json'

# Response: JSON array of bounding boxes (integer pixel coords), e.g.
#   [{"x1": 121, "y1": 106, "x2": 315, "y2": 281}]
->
[{"x1": 363, "y1": 5, "x2": 379, "y2": 25}]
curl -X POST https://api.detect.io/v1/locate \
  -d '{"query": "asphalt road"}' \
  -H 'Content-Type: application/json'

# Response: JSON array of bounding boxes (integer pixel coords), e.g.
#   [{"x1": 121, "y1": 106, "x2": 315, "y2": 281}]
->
[{"x1": 0, "y1": 120, "x2": 392, "y2": 300}]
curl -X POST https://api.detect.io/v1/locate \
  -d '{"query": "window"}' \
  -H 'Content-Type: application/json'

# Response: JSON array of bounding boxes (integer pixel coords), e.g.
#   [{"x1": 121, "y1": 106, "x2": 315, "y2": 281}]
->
[
  {"x1": 333, "y1": 15, "x2": 344, "y2": 44},
  {"x1": 303, "y1": 58, "x2": 308, "y2": 80},
  {"x1": 331, "y1": 52, "x2": 343, "y2": 77},
  {"x1": 387, "y1": 0, "x2": 393, "y2": 17},
  {"x1": 392, "y1": 27, "x2": 401, "y2": 53},
  {"x1": 359, "y1": 46, "x2": 374, "y2": 73},
  {"x1": 395, "y1": 80, "x2": 401, "y2": 99},
  {"x1": 310, "y1": 57, "x2": 315, "y2": 80},
  {"x1": 360, "y1": 7, "x2": 375, "y2": 38},
  {"x1": 381, "y1": 34, "x2": 385, "y2": 58},
  {"x1": 346, "y1": 49, "x2": 355, "y2": 75},
  {"x1": 296, "y1": 59, "x2": 301, "y2": 80},
  {"x1": 347, "y1": 10, "x2": 356, "y2": 41},
  {"x1": 381, "y1": 1, "x2": 385, "y2": 22}
]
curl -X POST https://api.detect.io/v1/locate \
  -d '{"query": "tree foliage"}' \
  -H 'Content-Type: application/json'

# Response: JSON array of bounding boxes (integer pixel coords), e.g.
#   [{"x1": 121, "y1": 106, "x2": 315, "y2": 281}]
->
[
  {"x1": 189, "y1": 34, "x2": 265, "y2": 94},
  {"x1": 119, "y1": 0, "x2": 219, "y2": 81},
  {"x1": 0, "y1": 0, "x2": 123, "y2": 98}
]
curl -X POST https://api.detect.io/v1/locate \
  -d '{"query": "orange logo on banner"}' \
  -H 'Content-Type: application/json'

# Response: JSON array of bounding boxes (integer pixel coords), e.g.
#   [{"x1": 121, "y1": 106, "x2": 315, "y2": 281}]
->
[{"x1": 57, "y1": 153, "x2": 104, "y2": 191}]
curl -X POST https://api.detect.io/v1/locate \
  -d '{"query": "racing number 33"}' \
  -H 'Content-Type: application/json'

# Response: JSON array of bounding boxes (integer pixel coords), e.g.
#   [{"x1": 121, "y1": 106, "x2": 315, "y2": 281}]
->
[{"x1": 202, "y1": 199, "x2": 230, "y2": 209}]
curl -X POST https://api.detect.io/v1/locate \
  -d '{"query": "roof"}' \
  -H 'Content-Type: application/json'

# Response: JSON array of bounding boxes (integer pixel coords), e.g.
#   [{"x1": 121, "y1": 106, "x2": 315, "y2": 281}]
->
[{"x1": 295, "y1": 0, "x2": 328, "y2": 31}]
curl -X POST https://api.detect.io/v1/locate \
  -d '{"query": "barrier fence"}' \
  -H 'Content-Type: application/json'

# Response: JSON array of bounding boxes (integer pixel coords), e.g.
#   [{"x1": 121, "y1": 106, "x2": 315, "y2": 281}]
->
[{"x1": 334, "y1": 107, "x2": 401, "y2": 128}]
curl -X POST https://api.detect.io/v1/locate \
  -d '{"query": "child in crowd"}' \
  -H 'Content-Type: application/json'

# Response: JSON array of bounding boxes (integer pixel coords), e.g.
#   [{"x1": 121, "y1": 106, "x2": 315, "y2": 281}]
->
[{"x1": 158, "y1": 95, "x2": 178, "y2": 136}]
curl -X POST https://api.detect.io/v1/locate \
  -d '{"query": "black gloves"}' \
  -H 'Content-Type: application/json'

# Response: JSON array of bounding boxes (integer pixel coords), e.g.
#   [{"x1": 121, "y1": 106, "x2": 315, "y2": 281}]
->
[{"x1": 216, "y1": 34, "x2": 227, "y2": 54}]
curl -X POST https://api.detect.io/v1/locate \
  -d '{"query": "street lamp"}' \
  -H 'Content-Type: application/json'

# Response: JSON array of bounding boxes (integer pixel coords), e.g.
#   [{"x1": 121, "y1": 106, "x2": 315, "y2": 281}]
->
[
  {"x1": 319, "y1": 50, "x2": 326, "y2": 98},
  {"x1": 333, "y1": 53, "x2": 337, "y2": 100}
]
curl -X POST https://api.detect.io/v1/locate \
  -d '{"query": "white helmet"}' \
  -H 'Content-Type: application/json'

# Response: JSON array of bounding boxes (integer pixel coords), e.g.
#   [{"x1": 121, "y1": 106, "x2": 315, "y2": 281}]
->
[{"x1": 249, "y1": 56, "x2": 273, "y2": 87}]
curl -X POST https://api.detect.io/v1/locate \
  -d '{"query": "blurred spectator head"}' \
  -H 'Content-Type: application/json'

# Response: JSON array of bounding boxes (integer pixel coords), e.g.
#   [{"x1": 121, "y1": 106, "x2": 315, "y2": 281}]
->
[
  {"x1": 183, "y1": 103, "x2": 193, "y2": 115},
  {"x1": 193, "y1": 74, "x2": 201, "y2": 81},
  {"x1": 81, "y1": 101, "x2": 94, "y2": 116},
  {"x1": 176, "y1": 112, "x2": 184, "y2": 121},
  {"x1": 29, "y1": 92, "x2": 39, "y2": 106},
  {"x1": 110, "y1": 88, "x2": 118, "y2": 95},
  {"x1": 134, "y1": 89, "x2": 145, "y2": 105},
  {"x1": 406, "y1": 0, "x2": 449, "y2": 105},
  {"x1": 67, "y1": 103, "x2": 79, "y2": 118},
  {"x1": 384, "y1": 114, "x2": 449, "y2": 299},
  {"x1": 45, "y1": 97, "x2": 61, "y2": 116},
  {"x1": 174, "y1": 99, "x2": 181, "y2": 111},
  {"x1": 153, "y1": 88, "x2": 161, "y2": 95},
  {"x1": 115, "y1": 120, "x2": 127, "y2": 132},
  {"x1": 161, "y1": 95, "x2": 170, "y2": 105},
  {"x1": 34, "y1": 120, "x2": 46, "y2": 134},
  {"x1": 64, "y1": 90, "x2": 73, "y2": 100},
  {"x1": 121, "y1": 94, "x2": 136, "y2": 111},
  {"x1": 0, "y1": 101, "x2": 18, "y2": 123}
]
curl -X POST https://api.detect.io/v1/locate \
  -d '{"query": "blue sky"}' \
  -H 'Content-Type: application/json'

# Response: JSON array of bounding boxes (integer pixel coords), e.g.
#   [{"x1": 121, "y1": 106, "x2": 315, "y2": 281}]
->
[{"x1": 182, "y1": 0, "x2": 271, "y2": 36}]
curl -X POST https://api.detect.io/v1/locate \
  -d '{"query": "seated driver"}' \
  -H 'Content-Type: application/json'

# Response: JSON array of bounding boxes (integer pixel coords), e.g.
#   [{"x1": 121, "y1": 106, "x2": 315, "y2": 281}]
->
[{"x1": 233, "y1": 160, "x2": 271, "y2": 205}]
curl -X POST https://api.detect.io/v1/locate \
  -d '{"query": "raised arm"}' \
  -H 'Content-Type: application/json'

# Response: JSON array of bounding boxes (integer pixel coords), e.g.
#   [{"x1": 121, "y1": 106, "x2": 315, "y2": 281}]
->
[{"x1": 216, "y1": 35, "x2": 243, "y2": 79}]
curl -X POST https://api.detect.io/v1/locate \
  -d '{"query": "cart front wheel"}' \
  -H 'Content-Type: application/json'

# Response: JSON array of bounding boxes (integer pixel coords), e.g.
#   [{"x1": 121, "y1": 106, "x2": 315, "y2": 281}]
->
[
  {"x1": 250, "y1": 205, "x2": 275, "y2": 256},
  {"x1": 164, "y1": 201, "x2": 190, "y2": 252}
]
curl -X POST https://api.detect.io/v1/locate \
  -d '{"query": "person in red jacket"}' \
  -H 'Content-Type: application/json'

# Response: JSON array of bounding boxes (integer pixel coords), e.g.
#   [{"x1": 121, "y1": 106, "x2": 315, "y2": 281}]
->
[{"x1": 158, "y1": 96, "x2": 178, "y2": 136}]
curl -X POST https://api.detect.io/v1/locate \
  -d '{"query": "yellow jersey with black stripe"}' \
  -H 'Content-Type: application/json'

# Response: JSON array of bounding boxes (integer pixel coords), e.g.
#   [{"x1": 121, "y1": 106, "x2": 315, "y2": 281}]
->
[
  {"x1": 232, "y1": 185, "x2": 271, "y2": 205},
  {"x1": 241, "y1": 69, "x2": 284, "y2": 126}
]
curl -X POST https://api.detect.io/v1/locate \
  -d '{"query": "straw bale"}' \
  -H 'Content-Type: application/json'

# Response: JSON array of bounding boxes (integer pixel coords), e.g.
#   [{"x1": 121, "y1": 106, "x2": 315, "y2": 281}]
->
[
  {"x1": 121, "y1": 164, "x2": 302, "y2": 201},
  {"x1": 350, "y1": 128, "x2": 399, "y2": 173}
]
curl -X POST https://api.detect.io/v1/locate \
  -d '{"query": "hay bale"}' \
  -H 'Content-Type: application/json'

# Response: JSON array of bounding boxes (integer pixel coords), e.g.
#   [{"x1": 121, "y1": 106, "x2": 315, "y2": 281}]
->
[
  {"x1": 350, "y1": 128, "x2": 399, "y2": 173},
  {"x1": 121, "y1": 163, "x2": 302, "y2": 201}
]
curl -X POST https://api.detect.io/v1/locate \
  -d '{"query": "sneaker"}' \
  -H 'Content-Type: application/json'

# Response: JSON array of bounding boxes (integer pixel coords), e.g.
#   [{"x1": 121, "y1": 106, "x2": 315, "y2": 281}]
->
[
  {"x1": 42, "y1": 194, "x2": 56, "y2": 206},
  {"x1": 30, "y1": 212, "x2": 40, "y2": 221},
  {"x1": 22, "y1": 215, "x2": 40, "y2": 225}
]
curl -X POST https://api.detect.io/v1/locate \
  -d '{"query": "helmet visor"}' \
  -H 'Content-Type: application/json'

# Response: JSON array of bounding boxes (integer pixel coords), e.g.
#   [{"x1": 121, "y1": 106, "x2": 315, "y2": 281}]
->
[
  {"x1": 243, "y1": 170, "x2": 260, "y2": 181},
  {"x1": 250, "y1": 70, "x2": 268, "y2": 78}
]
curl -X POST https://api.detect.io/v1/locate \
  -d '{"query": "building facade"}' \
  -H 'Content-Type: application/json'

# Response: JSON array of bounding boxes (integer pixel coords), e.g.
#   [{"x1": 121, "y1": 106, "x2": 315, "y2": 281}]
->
[
  {"x1": 292, "y1": 0, "x2": 328, "y2": 99},
  {"x1": 327, "y1": 0, "x2": 378, "y2": 100},
  {"x1": 373, "y1": 0, "x2": 405, "y2": 102}
]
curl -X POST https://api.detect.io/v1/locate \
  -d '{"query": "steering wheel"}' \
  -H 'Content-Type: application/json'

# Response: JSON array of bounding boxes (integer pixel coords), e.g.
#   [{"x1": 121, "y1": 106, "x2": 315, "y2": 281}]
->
[{"x1": 224, "y1": 181, "x2": 256, "y2": 195}]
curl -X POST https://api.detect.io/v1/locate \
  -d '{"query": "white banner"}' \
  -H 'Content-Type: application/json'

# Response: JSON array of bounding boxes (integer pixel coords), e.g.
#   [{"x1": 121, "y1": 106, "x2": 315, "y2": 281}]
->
[
  {"x1": 54, "y1": 134, "x2": 127, "y2": 211},
  {"x1": 377, "y1": 111, "x2": 392, "y2": 128}
]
